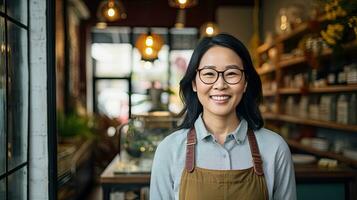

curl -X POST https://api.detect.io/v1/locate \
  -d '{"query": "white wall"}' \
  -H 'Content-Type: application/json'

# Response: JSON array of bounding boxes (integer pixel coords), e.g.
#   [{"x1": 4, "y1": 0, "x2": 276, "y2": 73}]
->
[
  {"x1": 216, "y1": 6, "x2": 254, "y2": 49},
  {"x1": 29, "y1": 0, "x2": 48, "y2": 199}
]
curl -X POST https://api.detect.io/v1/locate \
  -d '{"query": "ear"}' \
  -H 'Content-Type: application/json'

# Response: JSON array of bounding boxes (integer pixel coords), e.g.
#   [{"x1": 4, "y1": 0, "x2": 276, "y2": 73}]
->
[
  {"x1": 244, "y1": 82, "x2": 247, "y2": 93},
  {"x1": 192, "y1": 80, "x2": 197, "y2": 92}
]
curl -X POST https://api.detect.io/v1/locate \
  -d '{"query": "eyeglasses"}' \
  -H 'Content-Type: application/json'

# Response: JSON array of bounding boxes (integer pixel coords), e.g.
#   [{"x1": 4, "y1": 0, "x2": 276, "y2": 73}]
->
[{"x1": 196, "y1": 68, "x2": 245, "y2": 85}]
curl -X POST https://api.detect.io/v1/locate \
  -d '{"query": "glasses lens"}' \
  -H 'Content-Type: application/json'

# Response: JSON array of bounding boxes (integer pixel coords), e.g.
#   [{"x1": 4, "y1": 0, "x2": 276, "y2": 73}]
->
[
  {"x1": 223, "y1": 69, "x2": 243, "y2": 84},
  {"x1": 199, "y1": 68, "x2": 218, "y2": 84}
]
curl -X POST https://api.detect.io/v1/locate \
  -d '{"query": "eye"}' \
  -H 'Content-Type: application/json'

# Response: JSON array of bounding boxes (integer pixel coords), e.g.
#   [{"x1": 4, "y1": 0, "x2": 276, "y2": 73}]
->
[
  {"x1": 201, "y1": 70, "x2": 216, "y2": 77},
  {"x1": 225, "y1": 70, "x2": 241, "y2": 76},
  {"x1": 226, "y1": 72, "x2": 238, "y2": 76},
  {"x1": 203, "y1": 72, "x2": 215, "y2": 76}
]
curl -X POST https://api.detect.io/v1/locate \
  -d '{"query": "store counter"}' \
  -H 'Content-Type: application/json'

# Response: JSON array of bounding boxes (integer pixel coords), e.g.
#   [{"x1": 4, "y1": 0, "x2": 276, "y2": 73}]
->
[{"x1": 100, "y1": 154, "x2": 357, "y2": 200}]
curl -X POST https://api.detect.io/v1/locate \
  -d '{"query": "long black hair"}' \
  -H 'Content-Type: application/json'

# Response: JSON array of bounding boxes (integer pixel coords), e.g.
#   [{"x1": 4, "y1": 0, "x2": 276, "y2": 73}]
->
[{"x1": 178, "y1": 33, "x2": 264, "y2": 130}]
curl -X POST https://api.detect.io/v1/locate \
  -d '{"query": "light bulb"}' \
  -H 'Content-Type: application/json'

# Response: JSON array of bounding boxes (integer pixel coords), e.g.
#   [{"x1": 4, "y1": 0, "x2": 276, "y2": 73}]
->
[
  {"x1": 178, "y1": 0, "x2": 187, "y2": 5},
  {"x1": 145, "y1": 47, "x2": 153, "y2": 55},
  {"x1": 205, "y1": 26, "x2": 214, "y2": 35},
  {"x1": 145, "y1": 36, "x2": 154, "y2": 46},
  {"x1": 107, "y1": 7, "x2": 116, "y2": 17}
]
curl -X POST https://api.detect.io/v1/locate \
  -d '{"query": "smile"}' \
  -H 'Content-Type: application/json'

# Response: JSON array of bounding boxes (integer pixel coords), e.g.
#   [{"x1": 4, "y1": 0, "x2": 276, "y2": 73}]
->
[{"x1": 210, "y1": 95, "x2": 231, "y2": 101}]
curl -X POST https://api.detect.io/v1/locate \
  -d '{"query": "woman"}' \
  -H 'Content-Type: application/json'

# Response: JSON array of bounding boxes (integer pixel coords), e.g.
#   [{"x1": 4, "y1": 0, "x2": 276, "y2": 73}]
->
[{"x1": 150, "y1": 33, "x2": 296, "y2": 200}]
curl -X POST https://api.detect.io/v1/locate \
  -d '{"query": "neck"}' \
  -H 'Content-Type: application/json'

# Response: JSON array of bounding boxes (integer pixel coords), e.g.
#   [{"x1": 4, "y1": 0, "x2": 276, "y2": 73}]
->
[{"x1": 202, "y1": 112, "x2": 240, "y2": 144}]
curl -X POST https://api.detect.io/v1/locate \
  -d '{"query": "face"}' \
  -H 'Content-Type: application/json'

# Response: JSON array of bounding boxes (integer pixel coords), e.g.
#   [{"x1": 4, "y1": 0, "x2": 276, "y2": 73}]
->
[{"x1": 192, "y1": 46, "x2": 247, "y2": 119}]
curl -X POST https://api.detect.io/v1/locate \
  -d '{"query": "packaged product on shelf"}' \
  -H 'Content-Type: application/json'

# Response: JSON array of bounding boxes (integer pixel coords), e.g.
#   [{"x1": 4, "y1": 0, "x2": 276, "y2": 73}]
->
[
  {"x1": 285, "y1": 96, "x2": 295, "y2": 115},
  {"x1": 337, "y1": 69, "x2": 347, "y2": 85},
  {"x1": 348, "y1": 94, "x2": 356, "y2": 125},
  {"x1": 298, "y1": 96, "x2": 308, "y2": 118},
  {"x1": 346, "y1": 63, "x2": 357, "y2": 85},
  {"x1": 319, "y1": 95, "x2": 336, "y2": 121},
  {"x1": 330, "y1": 95, "x2": 337, "y2": 122},
  {"x1": 336, "y1": 94, "x2": 349, "y2": 124},
  {"x1": 309, "y1": 69, "x2": 318, "y2": 88},
  {"x1": 308, "y1": 96, "x2": 320, "y2": 120},
  {"x1": 327, "y1": 73, "x2": 336, "y2": 85}
]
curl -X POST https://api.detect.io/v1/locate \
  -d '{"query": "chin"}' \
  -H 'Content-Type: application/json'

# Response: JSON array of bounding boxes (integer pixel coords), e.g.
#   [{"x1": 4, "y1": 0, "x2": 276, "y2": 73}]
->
[{"x1": 207, "y1": 108, "x2": 236, "y2": 117}]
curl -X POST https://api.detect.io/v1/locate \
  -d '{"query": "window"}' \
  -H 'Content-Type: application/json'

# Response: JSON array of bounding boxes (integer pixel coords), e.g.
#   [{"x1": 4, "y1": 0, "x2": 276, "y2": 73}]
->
[
  {"x1": 0, "y1": 0, "x2": 29, "y2": 199},
  {"x1": 91, "y1": 27, "x2": 197, "y2": 121},
  {"x1": 0, "y1": 17, "x2": 5, "y2": 176}
]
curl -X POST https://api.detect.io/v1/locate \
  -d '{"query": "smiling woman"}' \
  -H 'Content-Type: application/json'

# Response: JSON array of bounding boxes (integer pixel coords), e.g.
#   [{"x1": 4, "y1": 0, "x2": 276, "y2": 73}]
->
[
  {"x1": 150, "y1": 33, "x2": 297, "y2": 200},
  {"x1": 192, "y1": 46, "x2": 248, "y2": 135}
]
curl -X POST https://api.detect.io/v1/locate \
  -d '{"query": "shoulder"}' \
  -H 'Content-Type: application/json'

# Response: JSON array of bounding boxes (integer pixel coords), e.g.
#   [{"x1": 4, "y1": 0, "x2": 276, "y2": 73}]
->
[
  {"x1": 254, "y1": 128, "x2": 287, "y2": 145},
  {"x1": 253, "y1": 128, "x2": 290, "y2": 154},
  {"x1": 155, "y1": 128, "x2": 189, "y2": 156}
]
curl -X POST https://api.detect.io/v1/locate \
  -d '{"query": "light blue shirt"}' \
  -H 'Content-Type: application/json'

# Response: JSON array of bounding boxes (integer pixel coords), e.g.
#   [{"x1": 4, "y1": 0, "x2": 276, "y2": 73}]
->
[{"x1": 150, "y1": 115, "x2": 296, "y2": 200}]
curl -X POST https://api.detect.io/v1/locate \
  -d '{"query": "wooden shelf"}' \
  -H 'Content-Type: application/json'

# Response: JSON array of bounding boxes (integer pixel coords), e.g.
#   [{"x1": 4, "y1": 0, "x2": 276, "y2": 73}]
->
[
  {"x1": 278, "y1": 88, "x2": 301, "y2": 94},
  {"x1": 278, "y1": 85, "x2": 357, "y2": 94},
  {"x1": 309, "y1": 85, "x2": 357, "y2": 93},
  {"x1": 287, "y1": 139, "x2": 357, "y2": 167},
  {"x1": 262, "y1": 90, "x2": 276, "y2": 97},
  {"x1": 276, "y1": 22, "x2": 309, "y2": 43},
  {"x1": 278, "y1": 56, "x2": 306, "y2": 68},
  {"x1": 263, "y1": 113, "x2": 357, "y2": 132},
  {"x1": 257, "y1": 43, "x2": 275, "y2": 54},
  {"x1": 256, "y1": 66, "x2": 275, "y2": 75},
  {"x1": 262, "y1": 112, "x2": 278, "y2": 120}
]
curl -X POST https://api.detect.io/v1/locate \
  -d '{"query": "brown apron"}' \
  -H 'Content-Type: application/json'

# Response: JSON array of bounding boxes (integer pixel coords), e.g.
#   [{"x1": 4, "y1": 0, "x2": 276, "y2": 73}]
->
[{"x1": 179, "y1": 128, "x2": 269, "y2": 200}]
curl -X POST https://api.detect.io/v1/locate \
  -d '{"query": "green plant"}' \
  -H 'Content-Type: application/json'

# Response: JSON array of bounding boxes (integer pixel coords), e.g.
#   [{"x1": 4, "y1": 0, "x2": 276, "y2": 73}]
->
[{"x1": 57, "y1": 112, "x2": 94, "y2": 139}]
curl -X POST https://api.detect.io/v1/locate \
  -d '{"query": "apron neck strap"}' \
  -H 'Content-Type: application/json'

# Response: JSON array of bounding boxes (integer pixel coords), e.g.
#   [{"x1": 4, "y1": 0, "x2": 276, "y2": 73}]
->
[
  {"x1": 185, "y1": 128, "x2": 197, "y2": 173},
  {"x1": 247, "y1": 129, "x2": 264, "y2": 176},
  {"x1": 185, "y1": 127, "x2": 264, "y2": 175}
]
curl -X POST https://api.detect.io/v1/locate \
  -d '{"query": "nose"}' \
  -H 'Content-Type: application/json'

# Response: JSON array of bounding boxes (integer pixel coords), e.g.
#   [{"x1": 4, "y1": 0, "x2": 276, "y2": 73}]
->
[{"x1": 213, "y1": 73, "x2": 227, "y2": 89}]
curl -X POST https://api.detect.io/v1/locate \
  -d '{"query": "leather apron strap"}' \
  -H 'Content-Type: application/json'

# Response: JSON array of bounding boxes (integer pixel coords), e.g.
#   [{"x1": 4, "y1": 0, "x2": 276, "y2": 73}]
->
[
  {"x1": 247, "y1": 129, "x2": 264, "y2": 176},
  {"x1": 185, "y1": 127, "x2": 264, "y2": 175},
  {"x1": 185, "y1": 128, "x2": 197, "y2": 173}
]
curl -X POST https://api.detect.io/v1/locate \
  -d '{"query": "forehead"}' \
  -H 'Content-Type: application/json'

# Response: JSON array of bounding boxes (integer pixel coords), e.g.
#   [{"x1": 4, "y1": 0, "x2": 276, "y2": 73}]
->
[{"x1": 199, "y1": 46, "x2": 243, "y2": 68}]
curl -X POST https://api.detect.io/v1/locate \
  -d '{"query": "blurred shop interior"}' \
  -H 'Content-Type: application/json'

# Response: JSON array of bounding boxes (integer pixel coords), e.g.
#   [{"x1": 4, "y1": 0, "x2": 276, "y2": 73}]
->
[{"x1": 49, "y1": 0, "x2": 357, "y2": 199}]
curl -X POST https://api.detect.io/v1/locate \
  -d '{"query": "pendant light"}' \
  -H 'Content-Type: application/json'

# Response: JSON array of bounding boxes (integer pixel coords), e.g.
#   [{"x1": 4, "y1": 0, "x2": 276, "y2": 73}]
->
[
  {"x1": 200, "y1": 22, "x2": 220, "y2": 37},
  {"x1": 97, "y1": 0, "x2": 127, "y2": 22},
  {"x1": 136, "y1": 32, "x2": 164, "y2": 62},
  {"x1": 169, "y1": 0, "x2": 198, "y2": 28},
  {"x1": 168, "y1": 0, "x2": 198, "y2": 9}
]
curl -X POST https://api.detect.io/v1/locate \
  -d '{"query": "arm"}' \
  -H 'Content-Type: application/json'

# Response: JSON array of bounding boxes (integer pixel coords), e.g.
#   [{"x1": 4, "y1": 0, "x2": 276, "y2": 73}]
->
[
  {"x1": 273, "y1": 141, "x2": 297, "y2": 200},
  {"x1": 150, "y1": 139, "x2": 175, "y2": 200}
]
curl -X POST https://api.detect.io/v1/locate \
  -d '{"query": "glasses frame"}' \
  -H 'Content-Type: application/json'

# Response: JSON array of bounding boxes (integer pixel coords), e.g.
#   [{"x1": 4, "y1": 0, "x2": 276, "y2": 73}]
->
[{"x1": 196, "y1": 68, "x2": 245, "y2": 85}]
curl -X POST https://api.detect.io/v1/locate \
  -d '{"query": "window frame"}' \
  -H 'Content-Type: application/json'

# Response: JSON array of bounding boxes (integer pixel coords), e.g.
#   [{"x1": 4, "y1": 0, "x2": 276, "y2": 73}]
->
[{"x1": 0, "y1": 0, "x2": 30, "y2": 199}]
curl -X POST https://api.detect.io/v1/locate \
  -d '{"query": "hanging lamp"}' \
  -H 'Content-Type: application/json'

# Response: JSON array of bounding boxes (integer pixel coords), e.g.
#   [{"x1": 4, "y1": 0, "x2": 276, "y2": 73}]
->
[
  {"x1": 168, "y1": 0, "x2": 198, "y2": 9},
  {"x1": 169, "y1": 0, "x2": 198, "y2": 28},
  {"x1": 97, "y1": 0, "x2": 127, "y2": 22},
  {"x1": 200, "y1": 22, "x2": 220, "y2": 37},
  {"x1": 136, "y1": 32, "x2": 164, "y2": 62}
]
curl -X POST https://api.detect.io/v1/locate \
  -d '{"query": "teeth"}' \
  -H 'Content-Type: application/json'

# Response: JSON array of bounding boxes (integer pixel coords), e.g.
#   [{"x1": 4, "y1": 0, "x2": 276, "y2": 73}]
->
[{"x1": 211, "y1": 95, "x2": 229, "y2": 101}]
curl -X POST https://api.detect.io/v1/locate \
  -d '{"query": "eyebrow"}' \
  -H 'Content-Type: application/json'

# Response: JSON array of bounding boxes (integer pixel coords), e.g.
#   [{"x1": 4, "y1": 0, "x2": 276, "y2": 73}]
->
[{"x1": 201, "y1": 65, "x2": 243, "y2": 70}]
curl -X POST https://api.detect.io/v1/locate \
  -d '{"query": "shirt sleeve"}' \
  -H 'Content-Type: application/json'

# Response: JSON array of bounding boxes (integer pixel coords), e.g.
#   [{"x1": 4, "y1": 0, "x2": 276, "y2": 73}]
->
[
  {"x1": 150, "y1": 138, "x2": 175, "y2": 200},
  {"x1": 273, "y1": 141, "x2": 297, "y2": 200}
]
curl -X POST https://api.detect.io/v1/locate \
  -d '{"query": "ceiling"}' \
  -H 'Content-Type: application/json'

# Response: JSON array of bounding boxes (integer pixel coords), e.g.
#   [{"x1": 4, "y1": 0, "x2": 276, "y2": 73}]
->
[{"x1": 83, "y1": 0, "x2": 255, "y2": 27}]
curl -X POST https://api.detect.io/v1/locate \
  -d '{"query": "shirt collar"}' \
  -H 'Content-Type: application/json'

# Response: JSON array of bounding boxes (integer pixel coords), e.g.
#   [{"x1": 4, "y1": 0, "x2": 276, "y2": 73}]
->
[
  {"x1": 193, "y1": 114, "x2": 248, "y2": 144},
  {"x1": 194, "y1": 114, "x2": 211, "y2": 141}
]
